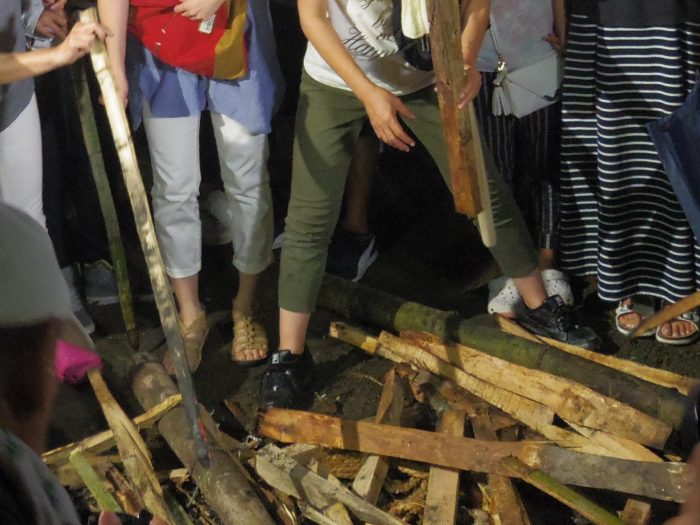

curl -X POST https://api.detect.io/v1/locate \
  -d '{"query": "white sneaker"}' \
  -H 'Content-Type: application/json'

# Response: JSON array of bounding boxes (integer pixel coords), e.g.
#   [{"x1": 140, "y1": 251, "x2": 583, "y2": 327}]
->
[{"x1": 487, "y1": 269, "x2": 574, "y2": 316}]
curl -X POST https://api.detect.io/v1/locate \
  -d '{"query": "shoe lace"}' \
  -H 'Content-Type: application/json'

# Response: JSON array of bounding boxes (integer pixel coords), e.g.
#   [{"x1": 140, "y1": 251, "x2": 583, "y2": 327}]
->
[{"x1": 552, "y1": 303, "x2": 574, "y2": 331}]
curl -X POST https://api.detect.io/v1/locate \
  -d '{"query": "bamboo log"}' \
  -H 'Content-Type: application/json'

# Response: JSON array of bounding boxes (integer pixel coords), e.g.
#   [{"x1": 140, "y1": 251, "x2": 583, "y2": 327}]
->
[
  {"x1": 332, "y1": 322, "x2": 645, "y2": 458},
  {"x1": 471, "y1": 414, "x2": 531, "y2": 525},
  {"x1": 86, "y1": 369, "x2": 174, "y2": 524},
  {"x1": 70, "y1": 60, "x2": 138, "y2": 349},
  {"x1": 496, "y1": 316, "x2": 698, "y2": 396},
  {"x1": 132, "y1": 362, "x2": 276, "y2": 525},
  {"x1": 43, "y1": 394, "x2": 181, "y2": 466},
  {"x1": 255, "y1": 444, "x2": 404, "y2": 525},
  {"x1": 423, "y1": 410, "x2": 465, "y2": 525},
  {"x1": 501, "y1": 457, "x2": 626, "y2": 525},
  {"x1": 70, "y1": 450, "x2": 122, "y2": 513},
  {"x1": 398, "y1": 330, "x2": 671, "y2": 448},
  {"x1": 258, "y1": 408, "x2": 690, "y2": 502},
  {"x1": 79, "y1": 7, "x2": 208, "y2": 465},
  {"x1": 317, "y1": 274, "x2": 686, "y2": 428}
]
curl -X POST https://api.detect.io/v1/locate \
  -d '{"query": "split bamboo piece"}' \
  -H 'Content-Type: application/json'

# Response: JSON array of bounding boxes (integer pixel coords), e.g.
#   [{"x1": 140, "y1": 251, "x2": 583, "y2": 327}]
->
[
  {"x1": 398, "y1": 330, "x2": 671, "y2": 448},
  {"x1": 86, "y1": 368, "x2": 174, "y2": 523},
  {"x1": 79, "y1": 7, "x2": 208, "y2": 464},
  {"x1": 43, "y1": 394, "x2": 181, "y2": 466},
  {"x1": 619, "y1": 500, "x2": 652, "y2": 525},
  {"x1": 69, "y1": 450, "x2": 122, "y2": 513},
  {"x1": 502, "y1": 457, "x2": 626, "y2": 525},
  {"x1": 70, "y1": 61, "x2": 138, "y2": 348},
  {"x1": 317, "y1": 274, "x2": 687, "y2": 428},
  {"x1": 471, "y1": 413, "x2": 532, "y2": 525},
  {"x1": 352, "y1": 368, "x2": 405, "y2": 513},
  {"x1": 258, "y1": 408, "x2": 689, "y2": 501},
  {"x1": 331, "y1": 322, "x2": 652, "y2": 458},
  {"x1": 496, "y1": 316, "x2": 698, "y2": 395},
  {"x1": 255, "y1": 444, "x2": 404, "y2": 525},
  {"x1": 423, "y1": 410, "x2": 465, "y2": 525}
]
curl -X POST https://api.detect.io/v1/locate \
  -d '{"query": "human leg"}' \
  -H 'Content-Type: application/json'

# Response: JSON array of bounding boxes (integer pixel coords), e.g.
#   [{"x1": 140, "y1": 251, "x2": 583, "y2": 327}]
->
[
  {"x1": 143, "y1": 106, "x2": 208, "y2": 371},
  {"x1": 210, "y1": 112, "x2": 274, "y2": 364},
  {"x1": 0, "y1": 94, "x2": 45, "y2": 227}
]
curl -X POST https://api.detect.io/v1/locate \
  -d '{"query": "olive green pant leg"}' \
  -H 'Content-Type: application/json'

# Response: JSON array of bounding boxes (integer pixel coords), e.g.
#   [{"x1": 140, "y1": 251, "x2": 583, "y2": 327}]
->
[
  {"x1": 279, "y1": 74, "x2": 367, "y2": 313},
  {"x1": 401, "y1": 87, "x2": 538, "y2": 278}
]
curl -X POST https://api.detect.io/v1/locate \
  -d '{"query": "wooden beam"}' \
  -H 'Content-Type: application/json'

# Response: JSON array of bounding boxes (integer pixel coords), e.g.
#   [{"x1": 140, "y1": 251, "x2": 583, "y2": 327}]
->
[
  {"x1": 398, "y1": 330, "x2": 671, "y2": 448},
  {"x1": 496, "y1": 316, "x2": 698, "y2": 395},
  {"x1": 258, "y1": 408, "x2": 689, "y2": 502},
  {"x1": 423, "y1": 410, "x2": 465, "y2": 525},
  {"x1": 255, "y1": 444, "x2": 404, "y2": 525},
  {"x1": 471, "y1": 414, "x2": 531, "y2": 525}
]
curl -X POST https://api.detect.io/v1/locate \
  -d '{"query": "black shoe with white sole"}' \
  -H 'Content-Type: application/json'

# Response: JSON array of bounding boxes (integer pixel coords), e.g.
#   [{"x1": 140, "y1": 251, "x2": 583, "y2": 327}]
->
[{"x1": 260, "y1": 347, "x2": 316, "y2": 409}]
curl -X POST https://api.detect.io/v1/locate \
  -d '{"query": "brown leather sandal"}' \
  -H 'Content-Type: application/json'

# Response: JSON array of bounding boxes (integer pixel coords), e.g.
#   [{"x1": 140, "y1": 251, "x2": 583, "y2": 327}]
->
[
  {"x1": 163, "y1": 311, "x2": 209, "y2": 374},
  {"x1": 231, "y1": 313, "x2": 269, "y2": 367}
]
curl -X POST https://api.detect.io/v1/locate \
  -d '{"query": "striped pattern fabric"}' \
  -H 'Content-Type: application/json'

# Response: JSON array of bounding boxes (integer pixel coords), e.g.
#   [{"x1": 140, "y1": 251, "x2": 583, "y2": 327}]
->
[
  {"x1": 474, "y1": 71, "x2": 560, "y2": 250},
  {"x1": 560, "y1": 14, "x2": 700, "y2": 303}
]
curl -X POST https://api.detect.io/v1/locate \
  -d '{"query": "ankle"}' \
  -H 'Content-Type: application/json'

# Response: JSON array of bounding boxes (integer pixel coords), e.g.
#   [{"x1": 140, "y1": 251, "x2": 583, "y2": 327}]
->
[{"x1": 179, "y1": 304, "x2": 204, "y2": 326}]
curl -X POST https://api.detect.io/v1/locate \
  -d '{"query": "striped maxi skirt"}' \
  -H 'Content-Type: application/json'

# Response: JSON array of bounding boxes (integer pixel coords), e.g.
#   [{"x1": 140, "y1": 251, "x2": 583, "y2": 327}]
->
[{"x1": 559, "y1": 14, "x2": 700, "y2": 304}]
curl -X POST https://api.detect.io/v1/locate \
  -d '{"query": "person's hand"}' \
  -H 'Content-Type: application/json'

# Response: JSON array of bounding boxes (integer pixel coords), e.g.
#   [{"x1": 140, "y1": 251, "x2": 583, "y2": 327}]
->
[
  {"x1": 457, "y1": 64, "x2": 481, "y2": 109},
  {"x1": 666, "y1": 445, "x2": 700, "y2": 524},
  {"x1": 360, "y1": 84, "x2": 415, "y2": 152},
  {"x1": 174, "y1": 0, "x2": 226, "y2": 21},
  {"x1": 98, "y1": 511, "x2": 169, "y2": 525},
  {"x1": 544, "y1": 32, "x2": 565, "y2": 55},
  {"x1": 35, "y1": 8, "x2": 68, "y2": 39},
  {"x1": 54, "y1": 21, "x2": 109, "y2": 66}
]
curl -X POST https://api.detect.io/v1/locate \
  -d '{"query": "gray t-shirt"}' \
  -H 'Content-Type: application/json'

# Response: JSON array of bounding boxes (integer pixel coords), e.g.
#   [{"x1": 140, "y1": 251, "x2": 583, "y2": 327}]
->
[{"x1": 0, "y1": 1, "x2": 34, "y2": 132}]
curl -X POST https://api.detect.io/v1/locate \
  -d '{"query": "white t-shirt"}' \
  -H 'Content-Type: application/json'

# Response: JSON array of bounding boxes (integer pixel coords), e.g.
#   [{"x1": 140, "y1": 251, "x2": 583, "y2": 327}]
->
[{"x1": 303, "y1": 0, "x2": 435, "y2": 95}]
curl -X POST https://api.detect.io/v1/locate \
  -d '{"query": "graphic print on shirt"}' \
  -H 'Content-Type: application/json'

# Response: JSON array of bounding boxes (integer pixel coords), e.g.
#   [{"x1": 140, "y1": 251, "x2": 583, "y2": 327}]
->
[{"x1": 337, "y1": 0, "x2": 398, "y2": 59}]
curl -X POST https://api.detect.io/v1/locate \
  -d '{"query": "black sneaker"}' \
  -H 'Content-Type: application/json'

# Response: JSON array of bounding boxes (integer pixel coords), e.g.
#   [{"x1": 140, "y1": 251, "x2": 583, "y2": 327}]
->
[
  {"x1": 260, "y1": 347, "x2": 316, "y2": 409},
  {"x1": 515, "y1": 295, "x2": 600, "y2": 350},
  {"x1": 326, "y1": 230, "x2": 378, "y2": 282}
]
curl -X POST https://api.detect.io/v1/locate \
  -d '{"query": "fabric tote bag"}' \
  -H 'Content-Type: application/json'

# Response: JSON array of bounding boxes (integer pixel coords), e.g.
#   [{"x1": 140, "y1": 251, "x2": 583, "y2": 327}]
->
[
  {"x1": 129, "y1": 0, "x2": 248, "y2": 80},
  {"x1": 648, "y1": 77, "x2": 700, "y2": 240}
]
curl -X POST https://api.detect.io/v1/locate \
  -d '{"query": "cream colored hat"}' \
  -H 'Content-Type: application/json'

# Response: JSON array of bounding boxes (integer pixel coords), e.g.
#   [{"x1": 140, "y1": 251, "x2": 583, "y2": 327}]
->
[{"x1": 0, "y1": 203, "x2": 93, "y2": 350}]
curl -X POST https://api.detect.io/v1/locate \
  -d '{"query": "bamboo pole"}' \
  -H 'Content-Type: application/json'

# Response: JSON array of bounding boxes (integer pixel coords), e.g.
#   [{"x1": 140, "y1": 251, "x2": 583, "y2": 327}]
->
[
  {"x1": 501, "y1": 457, "x2": 626, "y2": 525},
  {"x1": 70, "y1": 60, "x2": 138, "y2": 349},
  {"x1": 259, "y1": 408, "x2": 689, "y2": 502},
  {"x1": 78, "y1": 7, "x2": 208, "y2": 465},
  {"x1": 317, "y1": 274, "x2": 687, "y2": 429}
]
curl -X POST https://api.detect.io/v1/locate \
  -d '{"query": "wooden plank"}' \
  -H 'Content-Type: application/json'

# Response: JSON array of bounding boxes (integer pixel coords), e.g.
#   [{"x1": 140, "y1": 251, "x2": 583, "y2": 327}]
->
[
  {"x1": 619, "y1": 499, "x2": 652, "y2": 525},
  {"x1": 502, "y1": 457, "x2": 626, "y2": 525},
  {"x1": 324, "y1": 503, "x2": 354, "y2": 525},
  {"x1": 352, "y1": 369, "x2": 405, "y2": 509},
  {"x1": 397, "y1": 330, "x2": 671, "y2": 448},
  {"x1": 43, "y1": 394, "x2": 182, "y2": 466},
  {"x1": 471, "y1": 414, "x2": 531, "y2": 525},
  {"x1": 258, "y1": 408, "x2": 689, "y2": 502},
  {"x1": 423, "y1": 410, "x2": 465, "y2": 525},
  {"x1": 426, "y1": 0, "x2": 481, "y2": 217},
  {"x1": 565, "y1": 421, "x2": 662, "y2": 463},
  {"x1": 495, "y1": 316, "x2": 698, "y2": 395},
  {"x1": 331, "y1": 323, "x2": 655, "y2": 458},
  {"x1": 255, "y1": 445, "x2": 404, "y2": 525}
]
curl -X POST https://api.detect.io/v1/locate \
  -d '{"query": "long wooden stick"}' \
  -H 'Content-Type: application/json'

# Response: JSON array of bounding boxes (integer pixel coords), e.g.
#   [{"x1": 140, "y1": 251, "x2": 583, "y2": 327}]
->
[
  {"x1": 79, "y1": 7, "x2": 209, "y2": 466},
  {"x1": 70, "y1": 60, "x2": 138, "y2": 349},
  {"x1": 258, "y1": 408, "x2": 689, "y2": 502}
]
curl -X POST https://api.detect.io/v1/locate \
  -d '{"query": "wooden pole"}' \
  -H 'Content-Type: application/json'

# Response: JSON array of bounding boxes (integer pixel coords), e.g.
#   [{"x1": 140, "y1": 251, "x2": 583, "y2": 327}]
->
[
  {"x1": 317, "y1": 274, "x2": 687, "y2": 429},
  {"x1": 79, "y1": 7, "x2": 208, "y2": 465},
  {"x1": 70, "y1": 60, "x2": 138, "y2": 349},
  {"x1": 259, "y1": 408, "x2": 690, "y2": 502}
]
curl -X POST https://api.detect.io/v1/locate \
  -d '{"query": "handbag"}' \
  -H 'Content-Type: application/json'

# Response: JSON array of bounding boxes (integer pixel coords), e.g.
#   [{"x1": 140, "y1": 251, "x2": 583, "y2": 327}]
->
[
  {"x1": 488, "y1": 15, "x2": 561, "y2": 118},
  {"x1": 128, "y1": 0, "x2": 248, "y2": 80}
]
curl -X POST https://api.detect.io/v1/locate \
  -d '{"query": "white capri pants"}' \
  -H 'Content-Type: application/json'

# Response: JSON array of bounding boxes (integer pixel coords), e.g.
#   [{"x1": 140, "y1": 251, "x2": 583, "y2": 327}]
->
[
  {"x1": 0, "y1": 94, "x2": 45, "y2": 227},
  {"x1": 143, "y1": 106, "x2": 273, "y2": 278}
]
